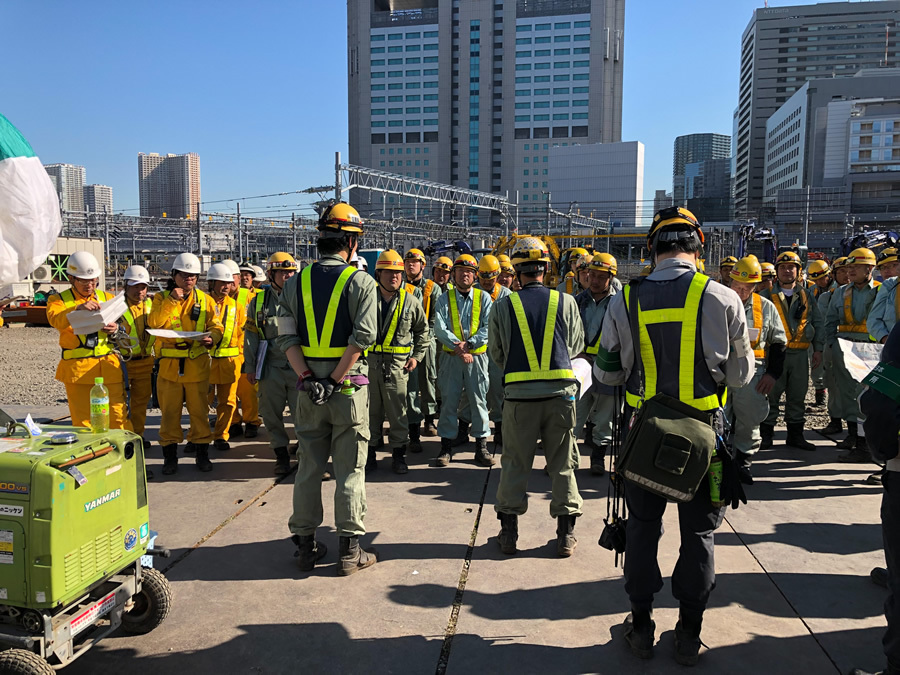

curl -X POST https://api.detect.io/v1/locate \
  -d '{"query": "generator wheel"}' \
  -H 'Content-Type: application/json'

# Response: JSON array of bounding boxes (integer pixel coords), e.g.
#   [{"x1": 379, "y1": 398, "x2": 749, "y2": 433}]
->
[
  {"x1": 121, "y1": 567, "x2": 172, "y2": 635},
  {"x1": 0, "y1": 649, "x2": 54, "y2": 675}
]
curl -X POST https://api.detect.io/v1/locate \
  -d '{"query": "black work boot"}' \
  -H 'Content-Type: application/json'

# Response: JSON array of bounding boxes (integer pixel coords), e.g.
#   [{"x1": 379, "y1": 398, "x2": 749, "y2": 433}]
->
[
  {"x1": 213, "y1": 438, "x2": 230, "y2": 452},
  {"x1": 868, "y1": 468, "x2": 886, "y2": 485},
  {"x1": 392, "y1": 446, "x2": 409, "y2": 475},
  {"x1": 556, "y1": 514, "x2": 577, "y2": 557},
  {"x1": 837, "y1": 421, "x2": 859, "y2": 449},
  {"x1": 497, "y1": 512, "x2": 518, "y2": 555},
  {"x1": 162, "y1": 444, "x2": 178, "y2": 475},
  {"x1": 423, "y1": 415, "x2": 438, "y2": 437},
  {"x1": 815, "y1": 388, "x2": 826, "y2": 407},
  {"x1": 590, "y1": 442, "x2": 608, "y2": 476},
  {"x1": 786, "y1": 423, "x2": 816, "y2": 451},
  {"x1": 819, "y1": 417, "x2": 843, "y2": 435},
  {"x1": 452, "y1": 420, "x2": 470, "y2": 447},
  {"x1": 195, "y1": 444, "x2": 212, "y2": 472},
  {"x1": 674, "y1": 609, "x2": 704, "y2": 666},
  {"x1": 493, "y1": 421, "x2": 503, "y2": 449},
  {"x1": 244, "y1": 423, "x2": 258, "y2": 439},
  {"x1": 433, "y1": 438, "x2": 452, "y2": 467},
  {"x1": 871, "y1": 566, "x2": 889, "y2": 588},
  {"x1": 838, "y1": 435, "x2": 872, "y2": 463},
  {"x1": 184, "y1": 442, "x2": 198, "y2": 454},
  {"x1": 474, "y1": 437, "x2": 496, "y2": 467},
  {"x1": 338, "y1": 536, "x2": 377, "y2": 576},
  {"x1": 146, "y1": 468, "x2": 155, "y2": 481},
  {"x1": 292, "y1": 534, "x2": 327, "y2": 572},
  {"x1": 737, "y1": 452, "x2": 754, "y2": 485},
  {"x1": 228, "y1": 422, "x2": 243, "y2": 438},
  {"x1": 408, "y1": 424, "x2": 423, "y2": 454},
  {"x1": 365, "y1": 448, "x2": 378, "y2": 473},
  {"x1": 760, "y1": 423, "x2": 775, "y2": 450},
  {"x1": 623, "y1": 607, "x2": 655, "y2": 659},
  {"x1": 273, "y1": 447, "x2": 291, "y2": 476}
]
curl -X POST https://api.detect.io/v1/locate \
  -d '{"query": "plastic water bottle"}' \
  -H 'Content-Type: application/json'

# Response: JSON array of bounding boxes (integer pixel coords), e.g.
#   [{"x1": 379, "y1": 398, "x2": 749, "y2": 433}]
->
[
  {"x1": 90, "y1": 377, "x2": 110, "y2": 433},
  {"x1": 340, "y1": 378, "x2": 355, "y2": 396},
  {"x1": 708, "y1": 454, "x2": 724, "y2": 509}
]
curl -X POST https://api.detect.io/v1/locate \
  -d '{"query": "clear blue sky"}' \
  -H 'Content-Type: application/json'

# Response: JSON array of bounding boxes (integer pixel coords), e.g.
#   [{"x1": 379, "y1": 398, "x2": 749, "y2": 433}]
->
[{"x1": 2, "y1": 0, "x2": 813, "y2": 219}]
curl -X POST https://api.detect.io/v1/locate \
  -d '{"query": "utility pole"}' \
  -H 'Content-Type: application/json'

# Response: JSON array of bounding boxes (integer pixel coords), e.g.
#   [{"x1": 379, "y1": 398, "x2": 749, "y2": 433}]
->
[
  {"x1": 543, "y1": 191, "x2": 551, "y2": 235},
  {"x1": 292, "y1": 212, "x2": 297, "y2": 258},
  {"x1": 335, "y1": 151, "x2": 343, "y2": 202},
  {"x1": 236, "y1": 203, "x2": 242, "y2": 262},
  {"x1": 197, "y1": 202, "x2": 203, "y2": 256},
  {"x1": 802, "y1": 184, "x2": 811, "y2": 248}
]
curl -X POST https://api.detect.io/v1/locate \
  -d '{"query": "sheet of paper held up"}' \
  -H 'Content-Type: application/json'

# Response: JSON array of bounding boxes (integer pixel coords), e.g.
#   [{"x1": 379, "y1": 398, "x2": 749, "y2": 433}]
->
[
  {"x1": 66, "y1": 291, "x2": 128, "y2": 335},
  {"x1": 747, "y1": 327, "x2": 760, "y2": 342},
  {"x1": 571, "y1": 357, "x2": 593, "y2": 400},
  {"x1": 146, "y1": 329, "x2": 211, "y2": 341},
  {"x1": 837, "y1": 338, "x2": 884, "y2": 383}
]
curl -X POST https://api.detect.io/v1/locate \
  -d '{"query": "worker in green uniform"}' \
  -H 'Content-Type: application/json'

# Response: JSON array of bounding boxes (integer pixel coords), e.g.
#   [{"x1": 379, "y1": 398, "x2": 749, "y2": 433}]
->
[
  {"x1": 819, "y1": 257, "x2": 850, "y2": 435},
  {"x1": 276, "y1": 201, "x2": 378, "y2": 576},
  {"x1": 719, "y1": 256, "x2": 737, "y2": 287},
  {"x1": 432, "y1": 256, "x2": 454, "y2": 293},
  {"x1": 490, "y1": 237, "x2": 584, "y2": 557},
  {"x1": 367, "y1": 250, "x2": 428, "y2": 475},
  {"x1": 807, "y1": 259, "x2": 836, "y2": 409}
]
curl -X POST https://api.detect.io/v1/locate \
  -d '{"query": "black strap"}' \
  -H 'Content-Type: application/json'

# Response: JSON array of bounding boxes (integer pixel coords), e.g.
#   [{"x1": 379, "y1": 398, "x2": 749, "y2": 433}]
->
[{"x1": 626, "y1": 279, "x2": 645, "y2": 403}]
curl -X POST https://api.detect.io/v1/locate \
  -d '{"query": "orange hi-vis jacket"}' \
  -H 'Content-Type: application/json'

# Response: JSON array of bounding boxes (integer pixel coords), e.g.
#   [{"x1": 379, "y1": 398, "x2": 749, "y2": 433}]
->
[
  {"x1": 148, "y1": 288, "x2": 224, "y2": 383},
  {"x1": 209, "y1": 293, "x2": 247, "y2": 385}
]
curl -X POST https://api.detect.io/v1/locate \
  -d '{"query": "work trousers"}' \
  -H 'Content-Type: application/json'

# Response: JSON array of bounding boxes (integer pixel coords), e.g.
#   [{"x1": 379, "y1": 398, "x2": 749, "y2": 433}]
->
[
  {"x1": 124, "y1": 357, "x2": 154, "y2": 437},
  {"x1": 368, "y1": 353, "x2": 411, "y2": 448},
  {"x1": 459, "y1": 356, "x2": 505, "y2": 425},
  {"x1": 824, "y1": 345, "x2": 842, "y2": 419},
  {"x1": 407, "y1": 341, "x2": 437, "y2": 424},
  {"x1": 210, "y1": 381, "x2": 239, "y2": 441},
  {"x1": 258, "y1": 361, "x2": 299, "y2": 451},
  {"x1": 575, "y1": 386, "x2": 617, "y2": 446},
  {"x1": 495, "y1": 397, "x2": 583, "y2": 518},
  {"x1": 832, "y1": 338, "x2": 865, "y2": 424},
  {"x1": 157, "y1": 377, "x2": 212, "y2": 446},
  {"x1": 882, "y1": 471, "x2": 900, "y2": 671},
  {"x1": 810, "y1": 344, "x2": 825, "y2": 390},
  {"x1": 765, "y1": 349, "x2": 809, "y2": 426},
  {"x1": 65, "y1": 381, "x2": 130, "y2": 431},
  {"x1": 726, "y1": 366, "x2": 769, "y2": 456},
  {"x1": 233, "y1": 373, "x2": 261, "y2": 426},
  {"x1": 288, "y1": 384, "x2": 369, "y2": 538},
  {"x1": 436, "y1": 351, "x2": 490, "y2": 440},
  {"x1": 623, "y1": 477, "x2": 726, "y2": 614}
]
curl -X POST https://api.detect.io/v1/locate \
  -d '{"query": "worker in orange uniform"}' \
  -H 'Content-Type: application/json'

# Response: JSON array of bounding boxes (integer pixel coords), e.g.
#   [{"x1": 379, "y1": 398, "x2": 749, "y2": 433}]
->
[
  {"x1": 119, "y1": 264, "x2": 156, "y2": 451},
  {"x1": 149, "y1": 253, "x2": 223, "y2": 475},
  {"x1": 222, "y1": 259, "x2": 261, "y2": 439},
  {"x1": 47, "y1": 251, "x2": 130, "y2": 430}
]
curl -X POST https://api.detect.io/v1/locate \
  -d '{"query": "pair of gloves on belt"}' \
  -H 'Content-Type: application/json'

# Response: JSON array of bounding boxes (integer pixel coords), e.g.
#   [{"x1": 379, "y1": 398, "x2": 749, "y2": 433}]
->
[{"x1": 300, "y1": 377, "x2": 339, "y2": 405}]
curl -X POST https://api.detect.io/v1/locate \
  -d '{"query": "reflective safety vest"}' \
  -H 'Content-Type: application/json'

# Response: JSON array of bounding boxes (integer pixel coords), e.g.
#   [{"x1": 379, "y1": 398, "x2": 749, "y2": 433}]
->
[
  {"x1": 159, "y1": 290, "x2": 209, "y2": 360},
  {"x1": 623, "y1": 273, "x2": 720, "y2": 412},
  {"x1": 299, "y1": 264, "x2": 357, "y2": 360},
  {"x1": 235, "y1": 286, "x2": 252, "y2": 310},
  {"x1": 839, "y1": 284, "x2": 876, "y2": 335},
  {"x1": 443, "y1": 289, "x2": 487, "y2": 354},
  {"x1": 771, "y1": 288, "x2": 810, "y2": 350},
  {"x1": 121, "y1": 298, "x2": 155, "y2": 358},
  {"x1": 565, "y1": 273, "x2": 575, "y2": 295},
  {"x1": 504, "y1": 288, "x2": 574, "y2": 384},
  {"x1": 406, "y1": 278, "x2": 435, "y2": 320},
  {"x1": 60, "y1": 289, "x2": 114, "y2": 360},
  {"x1": 211, "y1": 297, "x2": 240, "y2": 358},
  {"x1": 373, "y1": 289, "x2": 411, "y2": 354},
  {"x1": 749, "y1": 293, "x2": 765, "y2": 359},
  {"x1": 583, "y1": 292, "x2": 613, "y2": 356},
  {"x1": 487, "y1": 283, "x2": 503, "y2": 302}
]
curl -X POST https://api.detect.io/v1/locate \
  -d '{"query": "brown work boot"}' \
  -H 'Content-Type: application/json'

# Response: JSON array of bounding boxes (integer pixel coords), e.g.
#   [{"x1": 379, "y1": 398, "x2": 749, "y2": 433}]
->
[
  {"x1": 474, "y1": 438, "x2": 496, "y2": 467},
  {"x1": 623, "y1": 609, "x2": 655, "y2": 660},
  {"x1": 786, "y1": 423, "x2": 816, "y2": 451},
  {"x1": 497, "y1": 513, "x2": 518, "y2": 555},
  {"x1": 451, "y1": 420, "x2": 470, "y2": 447},
  {"x1": 819, "y1": 417, "x2": 843, "y2": 435},
  {"x1": 293, "y1": 534, "x2": 327, "y2": 572},
  {"x1": 838, "y1": 436, "x2": 872, "y2": 463},
  {"x1": 338, "y1": 536, "x2": 377, "y2": 576},
  {"x1": 556, "y1": 515, "x2": 577, "y2": 557},
  {"x1": 674, "y1": 610, "x2": 704, "y2": 666},
  {"x1": 273, "y1": 447, "x2": 291, "y2": 476},
  {"x1": 423, "y1": 416, "x2": 438, "y2": 437},
  {"x1": 837, "y1": 421, "x2": 859, "y2": 449},
  {"x1": 433, "y1": 438, "x2": 452, "y2": 467}
]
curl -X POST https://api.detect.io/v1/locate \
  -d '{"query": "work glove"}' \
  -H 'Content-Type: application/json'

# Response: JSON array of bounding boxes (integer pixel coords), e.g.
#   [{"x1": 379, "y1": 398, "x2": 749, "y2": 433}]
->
[
  {"x1": 307, "y1": 377, "x2": 338, "y2": 405},
  {"x1": 717, "y1": 441, "x2": 747, "y2": 510}
]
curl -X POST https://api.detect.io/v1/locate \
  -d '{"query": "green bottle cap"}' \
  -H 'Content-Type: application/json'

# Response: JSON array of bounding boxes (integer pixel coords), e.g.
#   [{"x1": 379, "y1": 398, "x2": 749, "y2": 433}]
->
[{"x1": 95, "y1": 377, "x2": 104, "y2": 385}]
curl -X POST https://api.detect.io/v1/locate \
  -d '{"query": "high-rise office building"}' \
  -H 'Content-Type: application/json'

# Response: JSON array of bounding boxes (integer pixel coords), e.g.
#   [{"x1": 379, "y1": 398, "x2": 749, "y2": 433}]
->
[
  {"x1": 44, "y1": 163, "x2": 86, "y2": 212},
  {"x1": 347, "y1": 0, "x2": 625, "y2": 223},
  {"x1": 671, "y1": 133, "x2": 730, "y2": 205},
  {"x1": 137, "y1": 152, "x2": 201, "y2": 219},
  {"x1": 734, "y1": 0, "x2": 900, "y2": 217},
  {"x1": 653, "y1": 189, "x2": 673, "y2": 215},
  {"x1": 83, "y1": 184, "x2": 113, "y2": 214}
]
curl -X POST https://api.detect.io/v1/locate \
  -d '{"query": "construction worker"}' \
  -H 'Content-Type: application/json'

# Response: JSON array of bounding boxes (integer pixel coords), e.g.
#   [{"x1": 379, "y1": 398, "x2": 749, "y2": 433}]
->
[
  {"x1": 759, "y1": 262, "x2": 776, "y2": 293},
  {"x1": 575, "y1": 252, "x2": 619, "y2": 475},
  {"x1": 595, "y1": 206, "x2": 754, "y2": 666},
  {"x1": 238, "y1": 261, "x2": 256, "y2": 290},
  {"x1": 825, "y1": 247, "x2": 880, "y2": 461},
  {"x1": 432, "y1": 256, "x2": 453, "y2": 293},
  {"x1": 557, "y1": 248, "x2": 590, "y2": 295},
  {"x1": 820, "y1": 257, "x2": 850, "y2": 436},
  {"x1": 404, "y1": 248, "x2": 442, "y2": 448},
  {"x1": 433, "y1": 254, "x2": 494, "y2": 467},
  {"x1": 244, "y1": 252, "x2": 299, "y2": 476},
  {"x1": 276, "y1": 201, "x2": 378, "y2": 576},
  {"x1": 367, "y1": 250, "x2": 428, "y2": 474},
  {"x1": 870, "y1": 251, "x2": 900, "y2": 344},
  {"x1": 759, "y1": 251, "x2": 823, "y2": 451},
  {"x1": 489, "y1": 237, "x2": 584, "y2": 557},
  {"x1": 226, "y1": 259, "x2": 261, "y2": 440},
  {"x1": 878, "y1": 247, "x2": 900, "y2": 282},
  {"x1": 725, "y1": 256, "x2": 787, "y2": 484},
  {"x1": 207, "y1": 263, "x2": 246, "y2": 453},
  {"x1": 251, "y1": 265, "x2": 266, "y2": 290},
  {"x1": 719, "y1": 256, "x2": 738, "y2": 286},
  {"x1": 46, "y1": 252, "x2": 130, "y2": 431},
  {"x1": 497, "y1": 254, "x2": 515, "y2": 289},
  {"x1": 119, "y1": 265, "x2": 156, "y2": 451},
  {"x1": 148, "y1": 253, "x2": 224, "y2": 475},
  {"x1": 807, "y1": 259, "x2": 835, "y2": 409}
]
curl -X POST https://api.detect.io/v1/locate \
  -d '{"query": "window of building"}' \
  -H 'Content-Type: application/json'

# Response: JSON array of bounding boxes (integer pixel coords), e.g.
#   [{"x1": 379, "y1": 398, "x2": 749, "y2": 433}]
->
[
  {"x1": 517, "y1": 24, "x2": 532, "y2": 32},
  {"x1": 535, "y1": 62, "x2": 550, "y2": 70},
  {"x1": 372, "y1": 47, "x2": 385, "y2": 54},
  {"x1": 555, "y1": 48, "x2": 571, "y2": 56},
  {"x1": 424, "y1": 43, "x2": 438, "y2": 51},
  {"x1": 573, "y1": 60, "x2": 589, "y2": 67},
  {"x1": 516, "y1": 63, "x2": 532, "y2": 70},
  {"x1": 424, "y1": 81, "x2": 438, "y2": 88},
  {"x1": 407, "y1": 120, "x2": 421, "y2": 126},
  {"x1": 534, "y1": 101, "x2": 550, "y2": 108},
  {"x1": 407, "y1": 82, "x2": 421, "y2": 89},
  {"x1": 516, "y1": 50, "x2": 532, "y2": 58},
  {"x1": 424, "y1": 119, "x2": 438, "y2": 126},
  {"x1": 515, "y1": 102, "x2": 530, "y2": 109},
  {"x1": 515, "y1": 76, "x2": 531, "y2": 83},
  {"x1": 554, "y1": 35, "x2": 571, "y2": 43},
  {"x1": 372, "y1": 59, "x2": 385, "y2": 66},
  {"x1": 424, "y1": 56, "x2": 438, "y2": 63},
  {"x1": 573, "y1": 99, "x2": 588, "y2": 107},
  {"x1": 573, "y1": 86, "x2": 588, "y2": 94},
  {"x1": 574, "y1": 33, "x2": 590, "y2": 41},
  {"x1": 424, "y1": 68, "x2": 438, "y2": 75},
  {"x1": 535, "y1": 49, "x2": 550, "y2": 56},
  {"x1": 388, "y1": 70, "x2": 402, "y2": 77},
  {"x1": 572, "y1": 112, "x2": 588, "y2": 120},
  {"x1": 388, "y1": 46, "x2": 403, "y2": 53},
  {"x1": 535, "y1": 23, "x2": 550, "y2": 31},
  {"x1": 388, "y1": 58, "x2": 403, "y2": 65},
  {"x1": 535, "y1": 36, "x2": 550, "y2": 44},
  {"x1": 573, "y1": 73, "x2": 588, "y2": 80},
  {"x1": 424, "y1": 93, "x2": 438, "y2": 100},
  {"x1": 424, "y1": 30, "x2": 438, "y2": 38},
  {"x1": 372, "y1": 121, "x2": 386, "y2": 127},
  {"x1": 534, "y1": 114, "x2": 549, "y2": 121},
  {"x1": 534, "y1": 75, "x2": 550, "y2": 82},
  {"x1": 372, "y1": 34, "x2": 385, "y2": 41},
  {"x1": 574, "y1": 20, "x2": 590, "y2": 28}
]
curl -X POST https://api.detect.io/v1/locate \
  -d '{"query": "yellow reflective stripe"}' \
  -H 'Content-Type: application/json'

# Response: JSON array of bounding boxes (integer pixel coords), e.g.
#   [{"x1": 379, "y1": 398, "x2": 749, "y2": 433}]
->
[
  {"x1": 506, "y1": 292, "x2": 569, "y2": 382},
  {"x1": 121, "y1": 299, "x2": 154, "y2": 356},
  {"x1": 160, "y1": 290, "x2": 208, "y2": 359},
  {"x1": 506, "y1": 369, "x2": 574, "y2": 383},
  {"x1": 751, "y1": 293, "x2": 765, "y2": 358},
  {"x1": 841, "y1": 285, "x2": 868, "y2": 333},
  {"x1": 212, "y1": 302, "x2": 237, "y2": 358},
  {"x1": 772, "y1": 291, "x2": 810, "y2": 350},
  {"x1": 639, "y1": 307, "x2": 685, "y2": 324},
  {"x1": 300, "y1": 265, "x2": 356, "y2": 358},
  {"x1": 444, "y1": 289, "x2": 485, "y2": 353},
  {"x1": 60, "y1": 289, "x2": 113, "y2": 359},
  {"x1": 566, "y1": 275, "x2": 573, "y2": 294},
  {"x1": 375, "y1": 289, "x2": 407, "y2": 352},
  {"x1": 373, "y1": 345, "x2": 413, "y2": 354},
  {"x1": 510, "y1": 294, "x2": 541, "y2": 372},
  {"x1": 471, "y1": 290, "x2": 482, "y2": 335},
  {"x1": 540, "y1": 291, "x2": 559, "y2": 371}
]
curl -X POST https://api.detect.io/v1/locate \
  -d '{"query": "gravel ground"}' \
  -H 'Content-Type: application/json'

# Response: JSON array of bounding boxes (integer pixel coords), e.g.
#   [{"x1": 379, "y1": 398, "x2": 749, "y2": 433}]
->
[{"x1": 0, "y1": 326, "x2": 67, "y2": 406}]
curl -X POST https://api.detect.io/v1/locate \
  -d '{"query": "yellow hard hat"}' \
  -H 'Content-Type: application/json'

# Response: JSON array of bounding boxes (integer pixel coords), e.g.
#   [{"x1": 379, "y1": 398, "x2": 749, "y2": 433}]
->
[
  {"x1": 848, "y1": 247, "x2": 877, "y2": 266},
  {"x1": 376, "y1": 249, "x2": 405, "y2": 271},
  {"x1": 570, "y1": 247, "x2": 589, "y2": 258},
  {"x1": 807, "y1": 259, "x2": 831, "y2": 279},
  {"x1": 497, "y1": 254, "x2": 514, "y2": 273},
  {"x1": 267, "y1": 251, "x2": 298, "y2": 271},
  {"x1": 640, "y1": 265, "x2": 653, "y2": 277},
  {"x1": 590, "y1": 252, "x2": 618, "y2": 276},
  {"x1": 453, "y1": 254, "x2": 479, "y2": 271},
  {"x1": 648, "y1": 206, "x2": 703, "y2": 245},
  {"x1": 317, "y1": 202, "x2": 363, "y2": 234},
  {"x1": 510, "y1": 236, "x2": 551, "y2": 268},
  {"x1": 761, "y1": 262, "x2": 776, "y2": 278},
  {"x1": 574, "y1": 254, "x2": 593, "y2": 271},
  {"x1": 730, "y1": 256, "x2": 763, "y2": 284},
  {"x1": 433, "y1": 256, "x2": 453, "y2": 272},
  {"x1": 697, "y1": 259, "x2": 706, "y2": 272},
  {"x1": 404, "y1": 248, "x2": 426, "y2": 263},
  {"x1": 775, "y1": 251, "x2": 802, "y2": 268},
  {"x1": 878, "y1": 247, "x2": 898, "y2": 268},
  {"x1": 478, "y1": 255, "x2": 500, "y2": 278},
  {"x1": 833, "y1": 256, "x2": 849, "y2": 268},
  {"x1": 720, "y1": 256, "x2": 738, "y2": 269}
]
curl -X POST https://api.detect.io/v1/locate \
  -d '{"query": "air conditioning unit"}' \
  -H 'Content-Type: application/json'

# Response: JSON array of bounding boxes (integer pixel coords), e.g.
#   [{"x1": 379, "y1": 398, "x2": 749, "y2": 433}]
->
[{"x1": 31, "y1": 265, "x2": 52, "y2": 282}]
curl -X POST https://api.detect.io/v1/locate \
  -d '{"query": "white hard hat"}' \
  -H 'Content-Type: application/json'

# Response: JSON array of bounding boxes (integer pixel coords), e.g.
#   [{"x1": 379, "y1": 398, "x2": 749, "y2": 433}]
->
[
  {"x1": 252, "y1": 265, "x2": 266, "y2": 282},
  {"x1": 207, "y1": 262, "x2": 234, "y2": 283},
  {"x1": 221, "y1": 259, "x2": 241, "y2": 276},
  {"x1": 172, "y1": 252, "x2": 202, "y2": 275},
  {"x1": 66, "y1": 251, "x2": 101, "y2": 279},
  {"x1": 124, "y1": 265, "x2": 150, "y2": 286},
  {"x1": 239, "y1": 261, "x2": 256, "y2": 273}
]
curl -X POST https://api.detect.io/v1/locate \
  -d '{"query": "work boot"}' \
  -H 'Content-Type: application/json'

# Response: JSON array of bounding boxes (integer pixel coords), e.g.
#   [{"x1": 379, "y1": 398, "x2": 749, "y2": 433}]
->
[
  {"x1": 392, "y1": 446, "x2": 409, "y2": 475},
  {"x1": 474, "y1": 437, "x2": 496, "y2": 467},
  {"x1": 590, "y1": 442, "x2": 608, "y2": 476},
  {"x1": 338, "y1": 535, "x2": 377, "y2": 576},
  {"x1": 365, "y1": 448, "x2": 378, "y2": 473},
  {"x1": 556, "y1": 514, "x2": 577, "y2": 557},
  {"x1": 623, "y1": 608, "x2": 655, "y2": 659},
  {"x1": 836, "y1": 421, "x2": 859, "y2": 449},
  {"x1": 819, "y1": 417, "x2": 843, "y2": 435},
  {"x1": 213, "y1": 438, "x2": 230, "y2": 452},
  {"x1": 584, "y1": 421, "x2": 595, "y2": 441},
  {"x1": 184, "y1": 442, "x2": 198, "y2": 454},
  {"x1": 408, "y1": 424, "x2": 423, "y2": 454},
  {"x1": 228, "y1": 422, "x2": 243, "y2": 438},
  {"x1": 244, "y1": 423, "x2": 258, "y2": 439},
  {"x1": 867, "y1": 468, "x2": 885, "y2": 485},
  {"x1": 161, "y1": 444, "x2": 178, "y2": 475},
  {"x1": 497, "y1": 513, "x2": 518, "y2": 555},
  {"x1": 322, "y1": 466, "x2": 333, "y2": 481},
  {"x1": 423, "y1": 416, "x2": 438, "y2": 437},
  {"x1": 838, "y1": 436, "x2": 872, "y2": 463},
  {"x1": 786, "y1": 423, "x2": 816, "y2": 451},
  {"x1": 452, "y1": 420, "x2": 470, "y2": 447},
  {"x1": 871, "y1": 566, "x2": 889, "y2": 588},
  {"x1": 737, "y1": 452, "x2": 754, "y2": 485},
  {"x1": 146, "y1": 467, "x2": 155, "y2": 481},
  {"x1": 815, "y1": 388, "x2": 826, "y2": 407},
  {"x1": 433, "y1": 438, "x2": 452, "y2": 467},
  {"x1": 292, "y1": 534, "x2": 327, "y2": 572},
  {"x1": 674, "y1": 610, "x2": 704, "y2": 666},
  {"x1": 274, "y1": 447, "x2": 291, "y2": 476},
  {"x1": 493, "y1": 421, "x2": 503, "y2": 449},
  {"x1": 760, "y1": 423, "x2": 775, "y2": 450},
  {"x1": 194, "y1": 444, "x2": 212, "y2": 472},
  {"x1": 290, "y1": 442, "x2": 299, "y2": 457}
]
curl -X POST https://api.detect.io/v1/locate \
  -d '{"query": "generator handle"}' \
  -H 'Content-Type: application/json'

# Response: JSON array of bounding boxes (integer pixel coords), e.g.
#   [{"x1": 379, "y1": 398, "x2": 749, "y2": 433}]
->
[
  {"x1": 0, "y1": 633, "x2": 35, "y2": 650},
  {"x1": 147, "y1": 546, "x2": 171, "y2": 558},
  {"x1": 54, "y1": 444, "x2": 115, "y2": 470}
]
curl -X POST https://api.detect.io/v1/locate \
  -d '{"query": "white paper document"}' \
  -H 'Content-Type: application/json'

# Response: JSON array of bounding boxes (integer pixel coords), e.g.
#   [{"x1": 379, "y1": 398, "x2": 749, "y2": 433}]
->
[
  {"x1": 146, "y1": 329, "x2": 211, "y2": 341},
  {"x1": 66, "y1": 292, "x2": 128, "y2": 335},
  {"x1": 837, "y1": 339, "x2": 884, "y2": 383},
  {"x1": 571, "y1": 357, "x2": 593, "y2": 400},
  {"x1": 254, "y1": 341, "x2": 268, "y2": 381},
  {"x1": 747, "y1": 327, "x2": 760, "y2": 343}
]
